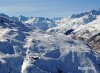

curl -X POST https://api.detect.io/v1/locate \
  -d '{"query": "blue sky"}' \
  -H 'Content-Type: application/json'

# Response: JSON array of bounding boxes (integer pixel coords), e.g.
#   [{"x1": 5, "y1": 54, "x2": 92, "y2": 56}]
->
[{"x1": 0, "y1": 0, "x2": 100, "y2": 17}]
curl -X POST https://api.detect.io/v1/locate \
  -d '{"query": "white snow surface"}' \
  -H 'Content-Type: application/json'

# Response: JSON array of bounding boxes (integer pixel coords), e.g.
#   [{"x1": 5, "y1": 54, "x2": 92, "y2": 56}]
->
[{"x1": 74, "y1": 15, "x2": 100, "y2": 39}]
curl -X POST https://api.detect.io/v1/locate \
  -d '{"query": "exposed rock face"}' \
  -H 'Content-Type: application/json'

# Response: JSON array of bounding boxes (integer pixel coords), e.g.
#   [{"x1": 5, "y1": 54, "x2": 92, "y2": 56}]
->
[
  {"x1": 72, "y1": 33, "x2": 100, "y2": 53},
  {"x1": 88, "y1": 33, "x2": 100, "y2": 53}
]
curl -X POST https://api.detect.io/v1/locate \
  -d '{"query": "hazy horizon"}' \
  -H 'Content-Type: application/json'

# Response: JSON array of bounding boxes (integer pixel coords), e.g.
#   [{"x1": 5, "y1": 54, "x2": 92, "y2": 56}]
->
[{"x1": 0, "y1": 0, "x2": 100, "y2": 17}]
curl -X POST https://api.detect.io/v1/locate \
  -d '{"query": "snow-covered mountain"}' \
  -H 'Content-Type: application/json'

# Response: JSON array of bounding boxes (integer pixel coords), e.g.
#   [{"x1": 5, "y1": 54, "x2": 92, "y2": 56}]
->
[
  {"x1": 71, "y1": 9, "x2": 100, "y2": 18},
  {"x1": 47, "y1": 9, "x2": 100, "y2": 53},
  {"x1": 0, "y1": 9, "x2": 100, "y2": 73},
  {"x1": 10, "y1": 15, "x2": 29, "y2": 22},
  {"x1": 72, "y1": 15, "x2": 100, "y2": 53},
  {"x1": 47, "y1": 9, "x2": 100, "y2": 34},
  {"x1": 25, "y1": 17, "x2": 57, "y2": 30}
]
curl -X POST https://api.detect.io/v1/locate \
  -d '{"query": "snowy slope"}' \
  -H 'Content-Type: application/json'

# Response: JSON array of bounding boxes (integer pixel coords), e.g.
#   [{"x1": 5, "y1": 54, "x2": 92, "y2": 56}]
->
[
  {"x1": 21, "y1": 31, "x2": 100, "y2": 73},
  {"x1": 74, "y1": 15, "x2": 100, "y2": 39},
  {"x1": 47, "y1": 14, "x2": 96, "y2": 34}
]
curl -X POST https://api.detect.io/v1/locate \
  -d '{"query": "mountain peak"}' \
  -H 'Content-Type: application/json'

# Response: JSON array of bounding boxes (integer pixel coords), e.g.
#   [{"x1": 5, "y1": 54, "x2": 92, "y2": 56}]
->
[{"x1": 71, "y1": 8, "x2": 100, "y2": 18}]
